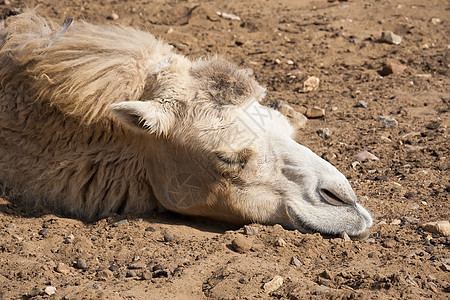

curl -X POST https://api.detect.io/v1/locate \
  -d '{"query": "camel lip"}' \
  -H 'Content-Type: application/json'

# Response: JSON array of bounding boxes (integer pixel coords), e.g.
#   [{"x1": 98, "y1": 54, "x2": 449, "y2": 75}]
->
[{"x1": 286, "y1": 204, "x2": 372, "y2": 238}]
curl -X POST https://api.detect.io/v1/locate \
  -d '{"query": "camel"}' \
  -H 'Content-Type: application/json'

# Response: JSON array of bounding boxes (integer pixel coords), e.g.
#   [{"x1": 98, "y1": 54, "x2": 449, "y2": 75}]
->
[{"x1": 0, "y1": 11, "x2": 372, "y2": 237}]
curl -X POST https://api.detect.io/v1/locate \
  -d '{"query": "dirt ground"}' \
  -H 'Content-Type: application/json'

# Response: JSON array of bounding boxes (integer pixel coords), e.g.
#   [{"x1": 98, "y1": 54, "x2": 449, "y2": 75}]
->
[{"x1": 0, "y1": 0, "x2": 449, "y2": 299}]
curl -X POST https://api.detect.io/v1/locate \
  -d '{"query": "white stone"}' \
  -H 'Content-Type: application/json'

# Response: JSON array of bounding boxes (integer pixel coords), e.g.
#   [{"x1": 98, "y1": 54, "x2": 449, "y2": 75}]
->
[
  {"x1": 302, "y1": 76, "x2": 320, "y2": 92},
  {"x1": 264, "y1": 275, "x2": 284, "y2": 293},
  {"x1": 44, "y1": 286, "x2": 56, "y2": 295},
  {"x1": 380, "y1": 31, "x2": 402, "y2": 45},
  {"x1": 422, "y1": 221, "x2": 450, "y2": 236},
  {"x1": 217, "y1": 12, "x2": 241, "y2": 21}
]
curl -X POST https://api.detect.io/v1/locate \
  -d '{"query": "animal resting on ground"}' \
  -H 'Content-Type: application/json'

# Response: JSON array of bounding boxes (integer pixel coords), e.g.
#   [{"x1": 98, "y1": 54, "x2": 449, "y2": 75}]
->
[{"x1": 0, "y1": 11, "x2": 372, "y2": 237}]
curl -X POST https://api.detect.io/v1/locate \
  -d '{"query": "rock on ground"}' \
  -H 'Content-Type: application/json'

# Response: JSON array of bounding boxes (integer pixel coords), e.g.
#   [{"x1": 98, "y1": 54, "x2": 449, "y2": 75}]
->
[{"x1": 422, "y1": 221, "x2": 450, "y2": 236}]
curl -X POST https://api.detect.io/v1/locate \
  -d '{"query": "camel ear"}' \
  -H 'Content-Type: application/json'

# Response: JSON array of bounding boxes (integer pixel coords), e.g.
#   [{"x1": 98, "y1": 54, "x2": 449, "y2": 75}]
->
[{"x1": 110, "y1": 101, "x2": 175, "y2": 136}]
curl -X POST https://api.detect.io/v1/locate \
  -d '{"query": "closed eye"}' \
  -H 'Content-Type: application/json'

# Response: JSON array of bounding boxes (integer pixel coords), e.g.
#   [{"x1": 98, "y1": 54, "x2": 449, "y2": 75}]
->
[{"x1": 215, "y1": 149, "x2": 252, "y2": 166}]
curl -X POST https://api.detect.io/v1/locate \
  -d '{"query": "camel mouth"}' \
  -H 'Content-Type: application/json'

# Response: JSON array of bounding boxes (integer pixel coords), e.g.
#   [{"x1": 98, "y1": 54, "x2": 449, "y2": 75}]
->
[{"x1": 286, "y1": 204, "x2": 373, "y2": 238}]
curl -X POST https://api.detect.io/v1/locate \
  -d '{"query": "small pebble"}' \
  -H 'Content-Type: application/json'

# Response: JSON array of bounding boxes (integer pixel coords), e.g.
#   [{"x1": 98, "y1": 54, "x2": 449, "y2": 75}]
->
[
  {"x1": 302, "y1": 76, "x2": 320, "y2": 92},
  {"x1": 64, "y1": 234, "x2": 75, "y2": 244},
  {"x1": 430, "y1": 18, "x2": 441, "y2": 25},
  {"x1": 217, "y1": 11, "x2": 241, "y2": 21},
  {"x1": 231, "y1": 235, "x2": 253, "y2": 253},
  {"x1": 320, "y1": 270, "x2": 333, "y2": 280},
  {"x1": 317, "y1": 127, "x2": 332, "y2": 139},
  {"x1": 108, "y1": 13, "x2": 119, "y2": 20},
  {"x1": 408, "y1": 203, "x2": 420, "y2": 210},
  {"x1": 12, "y1": 235, "x2": 23, "y2": 241},
  {"x1": 113, "y1": 219, "x2": 128, "y2": 226},
  {"x1": 174, "y1": 43, "x2": 189, "y2": 50},
  {"x1": 275, "y1": 238, "x2": 287, "y2": 247},
  {"x1": 28, "y1": 287, "x2": 41, "y2": 297},
  {"x1": 92, "y1": 284, "x2": 102, "y2": 290},
  {"x1": 312, "y1": 286, "x2": 330, "y2": 295},
  {"x1": 56, "y1": 262, "x2": 70, "y2": 274},
  {"x1": 109, "y1": 265, "x2": 119, "y2": 272},
  {"x1": 380, "y1": 115, "x2": 398, "y2": 128},
  {"x1": 354, "y1": 150, "x2": 379, "y2": 161},
  {"x1": 145, "y1": 227, "x2": 156, "y2": 232},
  {"x1": 425, "y1": 245, "x2": 434, "y2": 253},
  {"x1": 153, "y1": 269, "x2": 169, "y2": 278},
  {"x1": 152, "y1": 264, "x2": 166, "y2": 272},
  {"x1": 382, "y1": 239, "x2": 397, "y2": 248},
  {"x1": 243, "y1": 225, "x2": 259, "y2": 235},
  {"x1": 379, "y1": 61, "x2": 407, "y2": 76},
  {"x1": 44, "y1": 286, "x2": 56, "y2": 295},
  {"x1": 351, "y1": 161, "x2": 360, "y2": 168},
  {"x1": 380, "y1": 31, "x2": 402, "y2": 45},
  {"x1": 126, "y1": 270, "x2": 137, "y2": 277},
  {"x1": 290, "y1": 257, "x2": 303, "y2": 267},
  {"x1": 318, "y1": 278, "x2": 332, "y2": 286},
  {"x1": 355, "y1": 100, "x2": 369, "y2": 108},
  {"x1": 74, "y1": 258, "x2": 86, "y2": 270},
  {"x1": 390, "y1": 219, "x2": 401, "y2": 225},
  {"x1": 273, "y1": 224, "x2": 284, "y2": 231},
  {"x1": 341, "y1": 232, "x2": 352, "y2": 242},
  {"x1": 422, "y1": 221, "x2": 450, "y2": 236},
  {"x1": 372, "y1": 175, "x2": 388, "y2": 181},
  {"x1": 263, "y1": 275, "x2": 284, "y2": 293},
  {"x1": 440, "y1": 264, "x2": 450, "y2": 272},
  {"x1": 163, "y1": 233, "x2": 174, "y2": 242},
  {"x1": 305, "y1": 106, "x2": 325, "y2": 118},
  {"x1": 406, "y1": 252, "x2": 416, "y2": 258},
  {"x1": 426, "y1": 121, "x2": 441, "y2": 130},
  {"x1": 404, "y1": 191, "x2": 417, "y2": 199},
  {"x1": 405, "y1": 275, "x2": 418, "y2": 287},
  {"x1": 427, "y1": 281, "x2": 439, "y2": 293},
  {"x1": 141, "y1": 271, "x2": 152, "y2": 280},
  {"x1": 38, "y1": 228, "x2": 49, "y2": 237},
  {"x1": 403, "y1": 217, "x2": 419, "y2": 224},
  {"x1": 322, "y1": 151, "x2": 337, "y2": 161}
]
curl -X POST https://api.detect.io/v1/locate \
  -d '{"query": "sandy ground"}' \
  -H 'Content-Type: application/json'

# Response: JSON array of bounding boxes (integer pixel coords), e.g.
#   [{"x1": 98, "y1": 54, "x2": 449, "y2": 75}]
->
[{"x1": 0, "y1": 0, "x2": 449, "y2": 299}]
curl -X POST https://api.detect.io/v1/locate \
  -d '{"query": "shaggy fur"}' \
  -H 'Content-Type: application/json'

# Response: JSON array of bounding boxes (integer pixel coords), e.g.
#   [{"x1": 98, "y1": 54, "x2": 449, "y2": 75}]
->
[
  {"x1": 0, "y1": 11, "x2": 372, "y2": 236},
  {"x1": 0, "y1": 11, "x2": 262, "y2": 219}
]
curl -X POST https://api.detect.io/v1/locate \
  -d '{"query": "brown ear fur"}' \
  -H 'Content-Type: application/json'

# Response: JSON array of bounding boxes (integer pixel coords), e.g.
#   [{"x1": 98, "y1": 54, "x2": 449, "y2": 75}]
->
[{"x1": 191, "y1": 58, "x2": 265, "y2": 107}]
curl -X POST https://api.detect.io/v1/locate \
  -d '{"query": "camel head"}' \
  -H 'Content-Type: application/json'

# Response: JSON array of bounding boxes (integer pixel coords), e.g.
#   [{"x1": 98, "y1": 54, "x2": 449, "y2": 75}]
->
[{"x1": 110, "y1": 57, "x2": 372, "y2": 237}]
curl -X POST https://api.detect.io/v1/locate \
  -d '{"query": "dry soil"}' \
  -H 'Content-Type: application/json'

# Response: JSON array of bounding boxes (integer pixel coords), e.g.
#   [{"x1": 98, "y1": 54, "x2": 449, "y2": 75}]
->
[{"x1": 0, "y1": 0, "x2": 449, "y2": 299}]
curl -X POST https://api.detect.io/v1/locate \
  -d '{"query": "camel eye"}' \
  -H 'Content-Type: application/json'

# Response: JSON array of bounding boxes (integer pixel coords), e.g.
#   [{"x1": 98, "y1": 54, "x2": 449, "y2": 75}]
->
[{"x1": 214, "y1": 149, "x2": 252, "y2": 171}]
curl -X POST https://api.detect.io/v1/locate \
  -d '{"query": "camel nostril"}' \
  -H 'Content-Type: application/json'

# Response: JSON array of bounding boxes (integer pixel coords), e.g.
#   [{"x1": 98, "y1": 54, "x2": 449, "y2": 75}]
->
[{"x1": 320, "y1": 188, "x2": 348, "y2": 206}]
